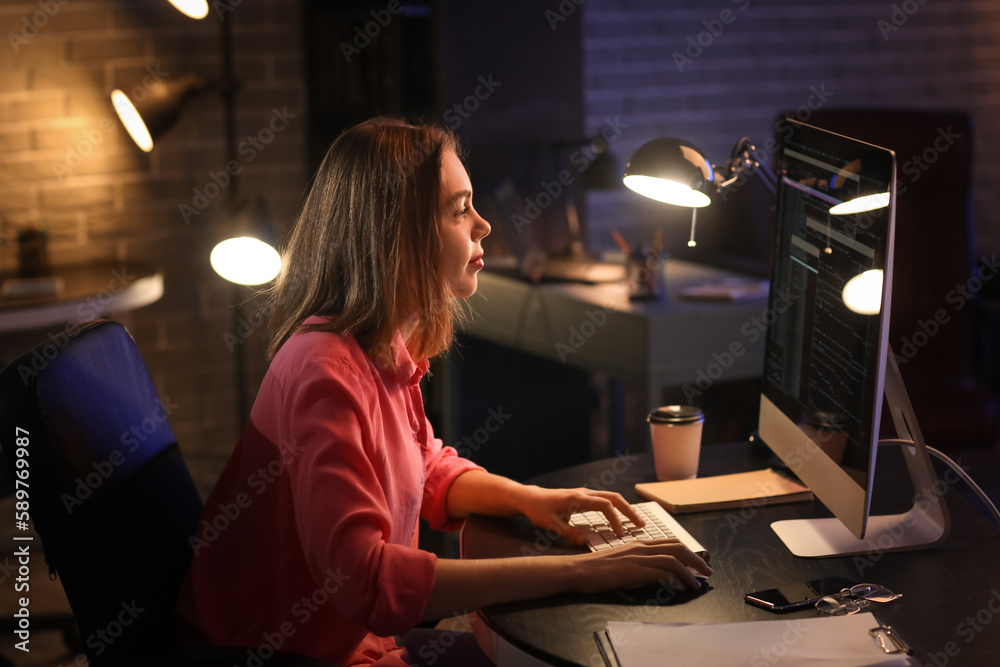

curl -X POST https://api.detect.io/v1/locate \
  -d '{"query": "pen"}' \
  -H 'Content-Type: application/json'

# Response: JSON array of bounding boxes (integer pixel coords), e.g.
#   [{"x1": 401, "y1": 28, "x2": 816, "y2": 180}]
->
[{"x1": 611, "y1": 229, "x2": 631, "y2": 255}]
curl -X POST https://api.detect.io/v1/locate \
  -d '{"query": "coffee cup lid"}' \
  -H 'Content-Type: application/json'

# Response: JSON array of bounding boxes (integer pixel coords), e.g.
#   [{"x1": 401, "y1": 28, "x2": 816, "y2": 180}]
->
[{"x1": 647, "y1": 405, "x2": 704, "y2": 425}]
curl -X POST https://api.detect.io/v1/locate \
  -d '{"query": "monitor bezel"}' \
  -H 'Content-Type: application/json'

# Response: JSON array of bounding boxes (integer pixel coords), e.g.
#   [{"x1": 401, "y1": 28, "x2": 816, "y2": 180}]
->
[{"x1": 757, "y1": 117, "x2": 897, "y2": 541}]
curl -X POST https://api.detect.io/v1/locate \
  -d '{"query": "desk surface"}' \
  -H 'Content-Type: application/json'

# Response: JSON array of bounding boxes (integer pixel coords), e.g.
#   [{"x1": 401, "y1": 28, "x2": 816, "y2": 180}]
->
[
  {"x1": 461, "y1": 443, "x2": 1000, "y2": 666},
  {"x1": 0, "y1": 262, "x2": 163, "y2": 333}
]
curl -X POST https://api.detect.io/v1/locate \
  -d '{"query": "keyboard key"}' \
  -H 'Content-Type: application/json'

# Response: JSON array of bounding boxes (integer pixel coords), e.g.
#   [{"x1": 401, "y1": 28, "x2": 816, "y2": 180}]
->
[{"x1": 569, "y1": 501, "x2": 707, "y2": 557}]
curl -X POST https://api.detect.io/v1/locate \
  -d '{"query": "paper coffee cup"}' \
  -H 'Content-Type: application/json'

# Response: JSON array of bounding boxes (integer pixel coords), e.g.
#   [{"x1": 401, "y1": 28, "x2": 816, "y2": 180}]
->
[{"x1": 648, "y1": 405, "x2": 704, "y2": 481}]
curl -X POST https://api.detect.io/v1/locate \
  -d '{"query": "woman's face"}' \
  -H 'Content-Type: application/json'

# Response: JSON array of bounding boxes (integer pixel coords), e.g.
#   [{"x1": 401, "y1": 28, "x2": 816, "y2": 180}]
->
[{"x1": 438, "y1": 149, "x2": 491, "y2": 298}]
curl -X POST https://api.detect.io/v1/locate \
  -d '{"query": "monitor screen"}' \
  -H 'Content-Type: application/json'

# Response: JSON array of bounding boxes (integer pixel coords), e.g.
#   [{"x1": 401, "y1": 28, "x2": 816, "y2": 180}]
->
[{"x1": 758, "y1": 118, "x2": 896, "y2": 541}]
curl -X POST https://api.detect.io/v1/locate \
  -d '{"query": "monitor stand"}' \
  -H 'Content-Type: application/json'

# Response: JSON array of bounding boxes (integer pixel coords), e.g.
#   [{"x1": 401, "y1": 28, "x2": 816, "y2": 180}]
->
[{"x1": 771, "y1": 349, "x2": 951, "y2": 558}]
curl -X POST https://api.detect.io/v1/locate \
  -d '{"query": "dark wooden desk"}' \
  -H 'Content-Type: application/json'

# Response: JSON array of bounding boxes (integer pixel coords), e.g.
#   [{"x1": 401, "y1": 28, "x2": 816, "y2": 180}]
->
[{"x1": 461, "y1": 442, "x2": 1000, "y2": 666}]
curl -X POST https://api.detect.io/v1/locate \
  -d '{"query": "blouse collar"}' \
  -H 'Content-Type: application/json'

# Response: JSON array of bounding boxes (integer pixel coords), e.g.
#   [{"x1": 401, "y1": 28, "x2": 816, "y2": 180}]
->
[
  {"x1": 299, "y1": 316, "x2": 427, "y2": 386},
  {"x1": 389, "y1": 329, "x2": 428, "y2": 386}
]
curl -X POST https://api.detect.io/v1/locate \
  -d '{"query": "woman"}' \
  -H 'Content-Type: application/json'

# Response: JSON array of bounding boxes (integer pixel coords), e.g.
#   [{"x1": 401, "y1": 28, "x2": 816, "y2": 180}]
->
[{"x1": 176, "y1": 117, "x2": 710, "y2": 666}]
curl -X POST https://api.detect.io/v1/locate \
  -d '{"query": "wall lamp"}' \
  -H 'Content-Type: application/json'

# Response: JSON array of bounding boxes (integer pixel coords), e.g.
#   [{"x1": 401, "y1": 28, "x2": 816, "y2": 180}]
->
[
  {"x1": 167, "y1": 0, "x2": 209, "y2": 19},
  {"x1": 112, "y1": 0, "x2": 276, "y2": 430},
  {"x1": 111, "y1": 74, "x2": 208, "y2": 153},
  {"x1": 110, "y1": 0, "x2": 280, "y2": 287},
  {"x1": 623, "y1": 136, "x2": 777, "y2": 247}
]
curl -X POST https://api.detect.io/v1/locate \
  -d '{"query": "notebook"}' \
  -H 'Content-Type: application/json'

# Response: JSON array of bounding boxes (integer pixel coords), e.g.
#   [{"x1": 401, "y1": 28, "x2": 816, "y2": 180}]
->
[{"x1": 635, "y1": 468, "x2": 812, "y2": 514}]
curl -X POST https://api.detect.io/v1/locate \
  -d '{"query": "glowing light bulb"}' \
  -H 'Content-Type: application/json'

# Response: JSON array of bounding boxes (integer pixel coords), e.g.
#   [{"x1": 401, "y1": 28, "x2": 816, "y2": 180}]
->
[
  {"x1": 167, "y1": 0, "x2": 209, "y2": 19},
  {"x1": 111, "y1": 90, "x2": 153, "y2": 152},
  {"x1": 210, "y1": 237, "x2": 281, "y2": 285},
  {"x1": 623, "y1": 175, "x2": 711, "y2": 207}
]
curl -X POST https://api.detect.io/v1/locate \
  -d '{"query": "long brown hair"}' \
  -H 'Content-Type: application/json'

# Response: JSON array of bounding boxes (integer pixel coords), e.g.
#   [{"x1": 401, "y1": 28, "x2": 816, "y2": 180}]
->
[{"x1": 267, "y1": 117, "x2": 460, "y2": 366}]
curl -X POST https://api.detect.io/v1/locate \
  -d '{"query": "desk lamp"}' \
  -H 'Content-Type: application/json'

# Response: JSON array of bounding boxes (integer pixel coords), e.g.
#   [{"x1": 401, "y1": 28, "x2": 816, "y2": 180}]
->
[{"x1": 623, "y1": 137, "x2": 777, "y2": 248}]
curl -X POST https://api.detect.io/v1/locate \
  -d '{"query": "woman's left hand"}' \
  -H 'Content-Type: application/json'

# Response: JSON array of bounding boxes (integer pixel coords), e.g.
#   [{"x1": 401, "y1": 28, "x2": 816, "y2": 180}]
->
[{"x1": 516, "y1": 486, "x2": 644, "y2": 547}]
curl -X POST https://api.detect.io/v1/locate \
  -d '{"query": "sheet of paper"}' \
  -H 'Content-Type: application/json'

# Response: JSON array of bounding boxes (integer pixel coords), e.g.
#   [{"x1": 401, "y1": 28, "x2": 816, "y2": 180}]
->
[{"x1": 606, "y1": 612, "x2": 913, "y2": 667}]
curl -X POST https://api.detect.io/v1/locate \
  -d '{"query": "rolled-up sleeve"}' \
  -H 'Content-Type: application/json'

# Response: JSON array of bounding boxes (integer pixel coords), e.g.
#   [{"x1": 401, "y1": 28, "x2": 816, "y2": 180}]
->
[
  {"x1": 420, "y1": 417, "x2": 484, "y2": 531},
  {"x1": 284, "y1": 361, "x2": 438, "y2": 637}
]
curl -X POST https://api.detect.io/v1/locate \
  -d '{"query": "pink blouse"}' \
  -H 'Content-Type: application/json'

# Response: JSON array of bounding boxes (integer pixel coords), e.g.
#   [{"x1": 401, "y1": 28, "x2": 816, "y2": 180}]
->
[{"x1": 176, "y1": 317, "x2": 483, "y2": 665}]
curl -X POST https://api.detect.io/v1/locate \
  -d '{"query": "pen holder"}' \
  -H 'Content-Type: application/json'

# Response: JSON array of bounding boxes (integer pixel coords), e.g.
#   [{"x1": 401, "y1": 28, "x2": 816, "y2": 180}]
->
[
  {"x1": 17, "y1": 226, "x2": 50, "y2": 278},
  {"x1": 626, "y1": 249, "x2": 667, "y2": 302}
]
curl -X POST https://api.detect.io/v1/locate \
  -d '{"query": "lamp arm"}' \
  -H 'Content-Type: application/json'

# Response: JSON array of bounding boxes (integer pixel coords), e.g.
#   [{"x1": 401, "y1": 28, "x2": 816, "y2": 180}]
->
[{"x1": 717, "y1": 137, "x2": 777, "y2": 196}]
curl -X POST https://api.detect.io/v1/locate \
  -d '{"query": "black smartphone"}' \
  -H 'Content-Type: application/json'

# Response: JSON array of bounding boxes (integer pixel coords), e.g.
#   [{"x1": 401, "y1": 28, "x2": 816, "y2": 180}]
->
[{"x1": 744, "y1": 576, "x2": 858, "y2": 613}]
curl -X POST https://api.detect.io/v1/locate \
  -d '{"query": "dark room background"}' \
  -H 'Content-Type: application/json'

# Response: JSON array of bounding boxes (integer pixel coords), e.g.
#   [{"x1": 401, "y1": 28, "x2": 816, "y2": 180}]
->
[{"x1": 1, "y1": 0, "x2": 998, "y2": 494}]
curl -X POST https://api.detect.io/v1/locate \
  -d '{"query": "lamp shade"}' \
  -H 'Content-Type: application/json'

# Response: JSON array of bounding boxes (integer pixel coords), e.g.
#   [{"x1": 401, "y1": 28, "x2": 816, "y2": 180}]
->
[
  {"x1": 211, "y1": 197, "x2": 281, "y2": 285},
  {"x1": 168, "y1": 0, "x2": 209, "y2": 19},
  {"x1": 112, "y1": 73, "x2": 208, "y2": 152},
  {"x1": 623, "y1": 138, "x2": 716, "y2": 207}
]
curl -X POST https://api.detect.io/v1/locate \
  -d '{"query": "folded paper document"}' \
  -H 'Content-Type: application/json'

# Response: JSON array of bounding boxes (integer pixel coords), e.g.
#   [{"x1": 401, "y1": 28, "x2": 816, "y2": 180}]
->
[{"x1": 635, "y1": 467, "x2": 812, "y2": 514}]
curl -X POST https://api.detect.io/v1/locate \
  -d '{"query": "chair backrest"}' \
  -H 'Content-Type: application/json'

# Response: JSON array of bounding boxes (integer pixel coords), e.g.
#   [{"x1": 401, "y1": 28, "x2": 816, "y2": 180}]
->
[{"x1": 0, "y1": 320, "x2": 203, "y2": 666}]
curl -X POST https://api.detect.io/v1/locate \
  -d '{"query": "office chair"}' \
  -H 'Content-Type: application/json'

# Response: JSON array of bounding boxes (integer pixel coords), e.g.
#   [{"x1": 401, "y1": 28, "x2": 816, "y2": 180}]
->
[{"x1": 0, "y1": 320, "x2": 335, "y2": 667}]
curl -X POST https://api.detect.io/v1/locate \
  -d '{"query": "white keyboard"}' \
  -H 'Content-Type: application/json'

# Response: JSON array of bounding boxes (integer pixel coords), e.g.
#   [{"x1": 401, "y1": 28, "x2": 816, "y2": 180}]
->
[{"x1": 569, "y1": 501, "x2": 709, "y2": 560}]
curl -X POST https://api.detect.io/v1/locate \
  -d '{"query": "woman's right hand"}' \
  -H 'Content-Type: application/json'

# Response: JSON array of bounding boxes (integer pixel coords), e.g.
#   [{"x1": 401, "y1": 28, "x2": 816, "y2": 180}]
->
[
  {"x1": 570, "y1": 538, "x2": 712, "y2": 593},
  {"x1": 425, "y1": 538, "x2": 713, "y2": 621}
]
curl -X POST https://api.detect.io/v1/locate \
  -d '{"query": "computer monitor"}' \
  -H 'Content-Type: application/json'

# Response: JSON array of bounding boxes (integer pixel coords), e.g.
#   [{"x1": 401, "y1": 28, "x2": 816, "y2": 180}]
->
[{"x1": 757, "y1": 118, "x2": 950, "y2": 558}]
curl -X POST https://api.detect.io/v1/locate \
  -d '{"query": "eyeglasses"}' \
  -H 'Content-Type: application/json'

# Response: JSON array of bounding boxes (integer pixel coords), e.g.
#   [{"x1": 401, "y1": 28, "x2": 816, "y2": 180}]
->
[{"x1": 815, "y1": 583, "x2": 902, "y2": 616}]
